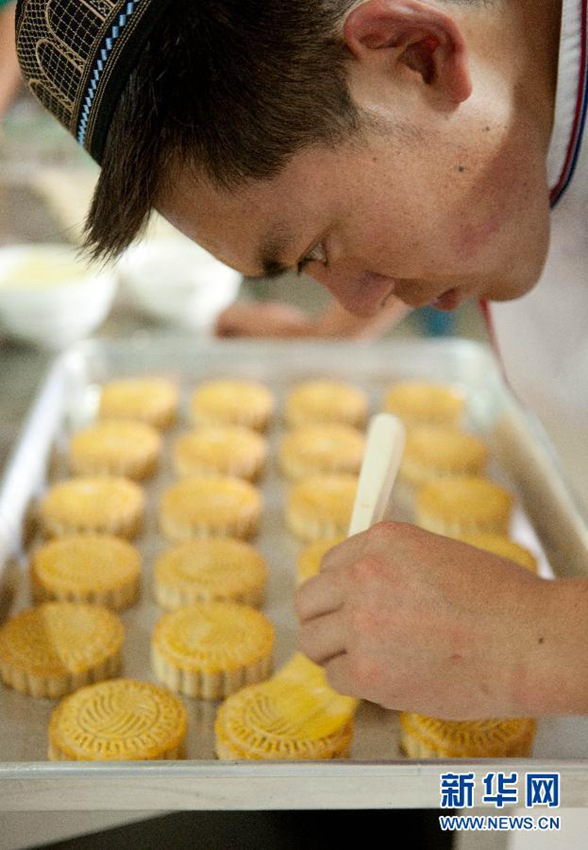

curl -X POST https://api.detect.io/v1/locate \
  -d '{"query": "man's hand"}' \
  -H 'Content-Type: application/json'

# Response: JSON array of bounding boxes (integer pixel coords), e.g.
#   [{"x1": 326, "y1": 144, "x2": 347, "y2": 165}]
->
[
  {"x1": 215, "y1": 301, "x2": 316, "y2": 338},
  {"x1": 296, "y1": 522, "x2": 588, "y2": 719},
  {"x1": 215, "y1": 297, "x2": 412, "y2": 340}
]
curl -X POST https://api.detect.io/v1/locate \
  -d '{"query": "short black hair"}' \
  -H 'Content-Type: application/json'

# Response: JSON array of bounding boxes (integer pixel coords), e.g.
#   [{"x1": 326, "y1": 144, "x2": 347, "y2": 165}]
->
[{"x1": 85, "y1": 0, "x2": 359, "y2": 262}]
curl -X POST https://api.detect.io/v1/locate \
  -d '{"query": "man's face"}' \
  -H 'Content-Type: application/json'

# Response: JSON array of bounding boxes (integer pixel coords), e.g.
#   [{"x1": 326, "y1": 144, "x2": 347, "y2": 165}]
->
[{"x1": 160, "y1": 94, "x2": 552, "y2": 318}]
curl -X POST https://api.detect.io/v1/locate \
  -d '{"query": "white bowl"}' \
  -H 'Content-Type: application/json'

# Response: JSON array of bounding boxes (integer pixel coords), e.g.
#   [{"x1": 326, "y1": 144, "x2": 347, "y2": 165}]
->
[
  {"x1": 0, "y1": 244, "x2": 117, "y2": 349},
  {"x1": 116, "y1": 237, "x2": 242, "y2": 331}
]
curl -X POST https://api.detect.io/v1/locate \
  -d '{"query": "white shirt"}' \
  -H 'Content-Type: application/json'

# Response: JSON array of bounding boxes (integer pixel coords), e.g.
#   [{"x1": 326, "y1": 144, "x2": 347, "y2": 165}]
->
[{"x1": 490, "y1": 0, "x2": 588, "y2": 513}]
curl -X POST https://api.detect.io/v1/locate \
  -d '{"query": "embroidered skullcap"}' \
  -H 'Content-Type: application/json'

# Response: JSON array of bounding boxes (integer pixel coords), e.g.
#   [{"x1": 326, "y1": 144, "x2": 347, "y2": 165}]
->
[{"x1": 15, "y1": 0, "x2": 172, "y2": 163}]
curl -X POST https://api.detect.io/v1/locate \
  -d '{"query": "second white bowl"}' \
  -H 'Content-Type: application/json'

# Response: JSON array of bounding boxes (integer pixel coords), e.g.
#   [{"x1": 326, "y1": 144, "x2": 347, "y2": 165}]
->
[{"x1": 117, "y1": 238, "x2": 242, "y2": 331}]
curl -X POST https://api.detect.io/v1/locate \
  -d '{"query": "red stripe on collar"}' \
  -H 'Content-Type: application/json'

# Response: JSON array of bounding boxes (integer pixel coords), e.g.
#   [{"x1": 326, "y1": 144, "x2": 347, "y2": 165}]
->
[{"x1": 550, "y1": 0, "x2": 588, "y2": 207}]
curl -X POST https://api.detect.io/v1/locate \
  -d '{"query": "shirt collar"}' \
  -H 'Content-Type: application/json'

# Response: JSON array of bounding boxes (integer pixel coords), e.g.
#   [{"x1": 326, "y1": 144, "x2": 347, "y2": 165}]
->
[{"x1": 547, "y1": 0, "x2": 588, "y2": 205}]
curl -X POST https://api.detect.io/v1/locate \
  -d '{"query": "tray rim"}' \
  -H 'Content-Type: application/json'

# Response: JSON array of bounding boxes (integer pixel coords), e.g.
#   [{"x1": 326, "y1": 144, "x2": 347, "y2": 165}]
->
[
  {"x1": 1, "y1": 334, "x2": 587, "y2": 809},
  {"x1": 1, "y1": 758, "x2": 588, "y2": 810}
]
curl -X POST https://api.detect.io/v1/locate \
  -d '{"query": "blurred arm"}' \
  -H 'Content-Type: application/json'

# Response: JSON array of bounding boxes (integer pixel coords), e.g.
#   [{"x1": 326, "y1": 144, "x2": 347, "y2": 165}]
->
[{"x1": 215, "y1": 295, "x2": 412, "y2": 340}]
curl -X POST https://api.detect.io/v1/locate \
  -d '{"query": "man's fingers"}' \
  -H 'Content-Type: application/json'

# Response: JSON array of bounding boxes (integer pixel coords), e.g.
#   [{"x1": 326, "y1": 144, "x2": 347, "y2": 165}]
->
[
  {"x1": 297, "y1": 609, "x2": 347, "y2": 666},
  {"x1": 319, "y1": 528, "x2": 370, "y2": 572},
  {"x1": 295, "y1": 571, "x2": 345, "y2": 622}
]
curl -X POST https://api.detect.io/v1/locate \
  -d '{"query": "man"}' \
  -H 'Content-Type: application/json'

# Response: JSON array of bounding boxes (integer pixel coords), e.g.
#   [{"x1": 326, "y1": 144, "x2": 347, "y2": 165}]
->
[{"x1": 15, "y1": 0, "x2": 588, "y2": 720}]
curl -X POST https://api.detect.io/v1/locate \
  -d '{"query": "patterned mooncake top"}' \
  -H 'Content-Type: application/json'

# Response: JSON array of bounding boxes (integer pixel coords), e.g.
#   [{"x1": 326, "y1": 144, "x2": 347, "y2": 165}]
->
[{"x1": 49, "y1": 678, "x2": 187, "y2": 760}]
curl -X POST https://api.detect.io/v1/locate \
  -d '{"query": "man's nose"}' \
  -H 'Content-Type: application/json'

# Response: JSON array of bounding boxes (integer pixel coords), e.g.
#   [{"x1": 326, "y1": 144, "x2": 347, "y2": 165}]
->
[
  {"x1": 303, "y1": 261, "x2": 356, "y2": 304},
  {"x1": 302, "y1": 262, "x2": 396, "y2": 317}
]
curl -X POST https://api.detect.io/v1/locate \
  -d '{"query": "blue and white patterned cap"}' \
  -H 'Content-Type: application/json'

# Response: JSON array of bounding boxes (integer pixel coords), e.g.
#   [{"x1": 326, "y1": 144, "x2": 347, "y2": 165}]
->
[{"x1": 15, "y1": 0, "x2": 172, "y2": 163}]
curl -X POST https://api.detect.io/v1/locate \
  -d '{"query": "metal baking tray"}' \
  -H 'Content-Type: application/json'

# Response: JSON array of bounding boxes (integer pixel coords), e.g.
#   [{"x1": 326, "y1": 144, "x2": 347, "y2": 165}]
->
[{"x1": 1, "y1": 335, "x2": 587, "y2": 811}]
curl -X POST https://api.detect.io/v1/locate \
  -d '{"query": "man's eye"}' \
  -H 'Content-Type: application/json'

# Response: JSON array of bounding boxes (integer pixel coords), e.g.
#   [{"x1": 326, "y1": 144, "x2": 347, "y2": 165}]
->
[{"x1": 297, "y1": 243, "x2": 328, "y2": 275}]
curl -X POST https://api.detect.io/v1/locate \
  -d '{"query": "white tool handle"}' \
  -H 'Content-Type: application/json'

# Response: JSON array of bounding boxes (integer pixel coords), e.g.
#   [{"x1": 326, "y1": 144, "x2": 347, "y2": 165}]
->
[{"x1": 348, "y1": 413, "x2": 405, "y2": 536}]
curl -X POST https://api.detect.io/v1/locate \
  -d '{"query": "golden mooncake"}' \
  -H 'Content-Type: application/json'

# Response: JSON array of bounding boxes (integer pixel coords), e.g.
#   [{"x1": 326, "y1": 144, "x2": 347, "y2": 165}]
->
[
  {"x1": 39, "y1": 476, "x2": 144, "y2": 539},
  {"x1": 48, "y1": 678, "x2": 187, "y2": 760},
  {"x1": 382, "y1": 381, "x2": 465, "y2": 427},
  {"x1": 399, "y1": 712, "x2": 537, "y2": 759},
  {"x1": 286, "y1": 474, "x2": 358, "y2": 542},
  {"x1": 159, "y1": 476, "x2": 262, "y2": 542},
  {"x1": 154, "y1": 538, "x2": 268, "y2": 609},
  {"x1": 296, "y1": 536, "x2": 345, "y2": 586},
  {"x1": 190, "y1": 379, "x2": 274, "y2": 432},
  {"x1": 0, "y1": 602, "x2": 124, "y2": 699},
  {"x1": 284, "y1": 379, "x2": 368, "y2": 430},
  {"x1": 31, "y1": 534, "x2": 141, "y2": 610},
  {"x1": 415, "y1": 476, "x2": 513, "y2": 537},
  {"x1": 400, "y1": 426, "x2": 489, "y2": 487},
  {"x1": 278, "y1": 425, "x2": 365, "y2": 480},
  {"x1": 98, "y1": 377, "x2": 179, "y2": 430},
  {"x1": 214, "y1": 653, "x2": 357, "y2": 760},
  {"x1": 172, "y1": 426, "x2": 267, "y2": 481},
  {"x1": 68, "y1": 419, "x2": 161, "y2": 480},
  {"x1": 151, "y1": 601, "x2": 274, "y2": 699}
]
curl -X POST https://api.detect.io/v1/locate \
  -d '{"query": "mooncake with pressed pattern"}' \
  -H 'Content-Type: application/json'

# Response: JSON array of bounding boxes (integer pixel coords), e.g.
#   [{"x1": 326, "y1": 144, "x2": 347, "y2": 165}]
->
[
  {"x1": 284, "y1": 379, "x2": 368, "y2": 430},
  {"x1": 48, "y1": 678, "x2": 187, "y2": 760},
  {"x1": 382, "y1": 381, "x2": 465, "y2": 427},
  {"x1": 154, "y1": 538, "x2": 268, "y2": 609},
  {"x1": 39, "y1": 476, "x2": 144, "y2": 539},
  {"x1": 31, "y1": 534, "x2": 141, "y2": 610},
  {"x1": 286, "y1": 474, "x2": 358, "y2": 542},
  {"x1": 172, "y1": 425, "x2": 267, "y2": 481},
  {"x1": 98, "y1": 377, "x2": 178, "y2": 430},
  {"x1": 278, "y1": 424, "x2": 365, "y2": 480},
  {"x1": 399, "y1": 425, "x2": 489, "y2": 487},
  {"x1": 190, "y1": 379, "x2": 274, "y2": 432},
  {"x1": 151, "y1": 601, "x2": 274, "y2": 699},
  {"x1": 0, "y1": 602, "x2": 124, "y2": 699},
  {"x1": 399, "y1": 712, "x2": 536, "y2": 759},
  {"x1": 415, "y1": 476, "x2": 513, "y2": 537},
  {"x1": 159, "y1": 476, "x2": 262, "y2": 542},
  {"x1": 214, "y1": 653, "x2": 357, "y2": 760},
  {"x1": 68, "y1": 419, "x2": 161, "y2": 480}
]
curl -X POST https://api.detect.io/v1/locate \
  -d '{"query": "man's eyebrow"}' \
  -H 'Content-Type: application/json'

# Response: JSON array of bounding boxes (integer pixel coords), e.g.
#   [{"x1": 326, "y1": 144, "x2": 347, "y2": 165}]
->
[
  {"x1": 256, "y1": 231, "x2": 294, "y2": 279},
  {"x1": 260, "y1": 258, "x2": 291, "y2": 278}
]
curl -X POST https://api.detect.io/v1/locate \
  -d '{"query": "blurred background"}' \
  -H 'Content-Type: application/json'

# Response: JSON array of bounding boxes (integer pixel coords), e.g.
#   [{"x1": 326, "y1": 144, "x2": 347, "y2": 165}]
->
[{"x1": 0, "y1": 52, "x2": 490, "y2": 478}]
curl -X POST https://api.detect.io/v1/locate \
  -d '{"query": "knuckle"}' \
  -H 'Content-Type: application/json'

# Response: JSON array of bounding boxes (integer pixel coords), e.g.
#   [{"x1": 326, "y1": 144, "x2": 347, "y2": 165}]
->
[
  {"x1": 365, "y1": 520, "x2": 393, "y2": 546},
  {"x1": 346, "y1": 551, "x2": 385, "y2": 586}
]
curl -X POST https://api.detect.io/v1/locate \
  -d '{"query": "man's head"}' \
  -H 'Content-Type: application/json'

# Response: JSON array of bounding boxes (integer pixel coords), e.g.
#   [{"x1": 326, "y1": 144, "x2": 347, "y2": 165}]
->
[
  {"x1": 17, "y1": 0, "x2": 362, "y2": 255},
  {"x1": 16, "y1": 0, "x2": 559, "y2": 314}
]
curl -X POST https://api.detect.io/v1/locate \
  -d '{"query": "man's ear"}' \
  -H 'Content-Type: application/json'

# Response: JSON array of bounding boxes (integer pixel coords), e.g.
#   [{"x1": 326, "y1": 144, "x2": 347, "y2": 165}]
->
[{"x1": 343, "y1": 0, "x2": 472, "y2": 104}]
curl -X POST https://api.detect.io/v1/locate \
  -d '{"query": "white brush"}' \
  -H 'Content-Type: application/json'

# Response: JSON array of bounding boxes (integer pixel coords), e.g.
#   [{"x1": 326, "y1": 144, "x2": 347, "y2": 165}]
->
[{"x1": 348, "y1": 412, "x2": 406, "y2": 536}]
